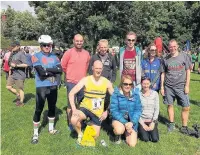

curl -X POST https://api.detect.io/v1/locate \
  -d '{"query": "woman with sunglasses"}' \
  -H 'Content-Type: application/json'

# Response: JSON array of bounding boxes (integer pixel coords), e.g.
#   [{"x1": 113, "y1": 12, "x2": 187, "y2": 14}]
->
[
  {"x1": 110, "y1": 75, "x2": 142, "y2": 147},
  {"x1": 138, "y1": 77, "x2": 159, "y2": 142},
  {"x1": 141, "y1": 43, "x2": 161, "y2": 92}
]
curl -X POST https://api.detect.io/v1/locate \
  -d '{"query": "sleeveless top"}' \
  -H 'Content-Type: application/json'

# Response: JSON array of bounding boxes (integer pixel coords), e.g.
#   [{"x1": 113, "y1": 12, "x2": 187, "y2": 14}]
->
[{"x1": 80, "y1": 76, "x2": 108, "y2": 117}]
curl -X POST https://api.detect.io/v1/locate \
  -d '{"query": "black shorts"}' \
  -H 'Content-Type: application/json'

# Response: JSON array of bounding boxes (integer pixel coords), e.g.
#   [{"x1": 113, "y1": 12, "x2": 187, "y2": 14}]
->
[{"x1": 79, "y1": 107, "x2": 101, "y2": 126}]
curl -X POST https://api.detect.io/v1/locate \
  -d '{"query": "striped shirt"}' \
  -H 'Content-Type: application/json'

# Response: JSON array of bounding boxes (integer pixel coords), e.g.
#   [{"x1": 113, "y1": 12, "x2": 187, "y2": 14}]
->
[{"x1": 139, "y1": 90, "x2": 159, "y2": 123}]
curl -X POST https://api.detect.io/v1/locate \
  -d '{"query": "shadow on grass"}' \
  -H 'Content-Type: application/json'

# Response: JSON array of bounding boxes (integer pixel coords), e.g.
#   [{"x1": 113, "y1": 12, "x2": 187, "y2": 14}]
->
[
  {"x1": 38, "y1": 107, "x2": 63, "y2": 133},
  {"x1": 24, "y1": 93, "x2": 35, "y2": 104},
  {"x1": 158, "y1": 114, "x2": 169, "y2": 125},
  {"x1": 191, "y1": 79, "x2": 200, "y2": 82},
  {"x1": 101, "y1": 117, "x2": 116, "y2": 142},
  {"x1": 190, "y1": 100, "x2": 200, "y2": 107},
  {"x1": 12, "y1": 93, "x2": 35, "y2": 103},
  {"x1": 158, "y1": 114, "x2": 180, "y2": 128}
]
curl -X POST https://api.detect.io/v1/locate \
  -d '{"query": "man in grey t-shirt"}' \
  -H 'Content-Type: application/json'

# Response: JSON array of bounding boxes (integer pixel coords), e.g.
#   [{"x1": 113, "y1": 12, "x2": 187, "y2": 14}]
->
[
  {"x1": 6, "y1": 41, "x2": 28, "y2": 106},
  {"x1": 160, "y1": 39, "x2": 191, "y2": 134}
]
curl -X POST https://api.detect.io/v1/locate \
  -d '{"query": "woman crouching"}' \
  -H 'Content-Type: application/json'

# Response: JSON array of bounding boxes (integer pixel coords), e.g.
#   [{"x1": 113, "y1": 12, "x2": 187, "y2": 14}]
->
[
  {"x1": 110, "y1": 75, "x2": 142, "y2": 147},
  {"x1": 138, "y1": 77, "x2": 159, "y2": 142}
]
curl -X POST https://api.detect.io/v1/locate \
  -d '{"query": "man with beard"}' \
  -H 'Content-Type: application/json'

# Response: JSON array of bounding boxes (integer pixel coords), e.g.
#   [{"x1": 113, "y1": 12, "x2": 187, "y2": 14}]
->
[
  {"x1": 6, "y1": 41, "x2": 28, "y2": 106},
  {"x1": 61, "y1": 34, "x2": 90, "y2": 131},
  {"x1": 88, "y1": 39, "x2": 116, "y2": 116}
]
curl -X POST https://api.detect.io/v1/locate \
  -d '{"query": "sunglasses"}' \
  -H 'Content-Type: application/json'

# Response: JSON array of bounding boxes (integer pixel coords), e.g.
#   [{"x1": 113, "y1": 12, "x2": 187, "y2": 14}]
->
[
  {"x1": 41, "y1": 44, "x2": 51, "y2": 47},
  {"x1": 150, "y1": 49, "x2": 156, "y2": 52},
  {"x1": 127, "y1": 39, "x2": 135, "y2": 42},
  {"x1": 123, "y1": 83, "x2": 133, "y2": 86}
]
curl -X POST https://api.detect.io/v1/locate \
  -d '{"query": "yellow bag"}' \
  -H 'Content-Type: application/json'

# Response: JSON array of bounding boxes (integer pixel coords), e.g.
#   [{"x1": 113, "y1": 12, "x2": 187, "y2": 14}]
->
[{"x1": 80, "y1": 125, "x2": 96, "y2": 147}]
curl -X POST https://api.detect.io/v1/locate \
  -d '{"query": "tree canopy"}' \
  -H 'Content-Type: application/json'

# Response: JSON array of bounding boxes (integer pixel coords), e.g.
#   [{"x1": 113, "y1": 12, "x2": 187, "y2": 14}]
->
[{"x1": 1, "y1": 2, "x2": 200, "y2": 52}]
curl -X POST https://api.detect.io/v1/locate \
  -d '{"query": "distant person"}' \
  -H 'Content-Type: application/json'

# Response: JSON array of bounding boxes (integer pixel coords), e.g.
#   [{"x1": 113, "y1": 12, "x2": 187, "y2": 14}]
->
[
  {"x1": 111, "y1": 48, "x2": 119, "y2": 68},
  {"x1": 141, "y1": 43, "x2": 161, "y2": 92},
  {"x1": 191, "y1": 51, "x2": 197, "y2": 72},
  {"x1": 198, "y1": 50, "x2": 200, "y2": 74},
  {"x1": 119, "y1": 31, "x2": 142, "y2": 90},
  {"x1": 31, "y1": 35, "x2": 62, "y2": 144},
  {"x1": 110, "y1": 75, "x2": 142, "y2": 147},
  {"x1": 3, "y1": 49, "x2": 11, "y2": 79},
  {"x1": 161, "y1": 39, "x2": 192, "y2": 134},
  {"x1": 138, "y1": 77, "x2": 159, "y2": 143},
  {"x1": 24, "y1": 47, "x2": 33, "y2": 78},
  {"x1": 61, "y1": 34, "x2": 90, "y2": 131},
  {"x1": 6, "y1": 41, "x2": 28, "y2": 106}
]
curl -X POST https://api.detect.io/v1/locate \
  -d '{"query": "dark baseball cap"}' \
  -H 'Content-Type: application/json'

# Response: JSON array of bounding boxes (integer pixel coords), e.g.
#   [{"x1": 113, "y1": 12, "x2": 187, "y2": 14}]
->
[{"x1": 11, "y1": 41, "x2": 20, "y2": 47}]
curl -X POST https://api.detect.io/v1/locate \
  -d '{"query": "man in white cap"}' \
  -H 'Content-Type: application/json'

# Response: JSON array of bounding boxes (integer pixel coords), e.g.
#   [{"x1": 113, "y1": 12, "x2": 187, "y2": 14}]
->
[{"x1": 31, "y1": 35, "x2": 62, "y2": 144}]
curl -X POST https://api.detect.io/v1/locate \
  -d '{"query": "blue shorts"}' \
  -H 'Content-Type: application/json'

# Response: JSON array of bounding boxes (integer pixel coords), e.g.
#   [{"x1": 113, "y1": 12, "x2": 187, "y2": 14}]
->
[
  {"x1": 163, "y1": 86, "x2": 190, "y2": 107},
  {"x1": 79, "y1": 107, "x2": 101, "y2": 126},
  {"x1": 66, "y1": 82, "x2": 84, "y2": 108}
]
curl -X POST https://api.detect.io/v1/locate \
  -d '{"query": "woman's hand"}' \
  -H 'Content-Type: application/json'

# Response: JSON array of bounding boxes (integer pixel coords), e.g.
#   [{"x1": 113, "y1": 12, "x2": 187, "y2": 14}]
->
[
  {"x1": 148, "y1": 122, "x2": 155, "y2": 131},
  {"x1": 125, "y1": 122, "x2": 133, "y2": 134},
  {"x1": 142, "y1": 123, "x2": 150, "y2": 131}
]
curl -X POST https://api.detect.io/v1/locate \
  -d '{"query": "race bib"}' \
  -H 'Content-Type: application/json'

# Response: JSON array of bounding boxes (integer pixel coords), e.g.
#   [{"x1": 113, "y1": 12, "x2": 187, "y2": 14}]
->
[{"x1": 92, "y1": 98, "x2": 102, "y2": 110}]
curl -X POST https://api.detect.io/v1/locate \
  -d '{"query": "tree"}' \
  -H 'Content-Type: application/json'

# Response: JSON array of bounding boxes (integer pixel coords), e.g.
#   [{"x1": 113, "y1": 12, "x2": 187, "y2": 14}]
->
[
  {"x1": 28, "y1": 1, "x2": 200, "y2": 51},
  {"x1": 2, "y1": 6, "x2": 41, "y2": 41}
]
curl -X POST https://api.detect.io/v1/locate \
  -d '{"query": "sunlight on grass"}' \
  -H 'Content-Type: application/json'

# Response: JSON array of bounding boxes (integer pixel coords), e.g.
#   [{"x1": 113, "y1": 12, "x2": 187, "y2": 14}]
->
[{"x1": 1, "y1": 70, "x2": 200, "y2": 155}]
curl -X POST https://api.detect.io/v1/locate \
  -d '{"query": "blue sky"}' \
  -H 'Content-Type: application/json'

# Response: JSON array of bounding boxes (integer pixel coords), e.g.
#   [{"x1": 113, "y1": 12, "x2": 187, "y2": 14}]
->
[{"x1": 1, "y1": 1, "x2": 35, "y2": 14}]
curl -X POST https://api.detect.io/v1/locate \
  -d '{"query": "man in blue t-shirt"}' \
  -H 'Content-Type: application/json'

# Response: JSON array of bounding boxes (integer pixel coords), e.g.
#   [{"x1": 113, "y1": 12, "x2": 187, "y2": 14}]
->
[{"x1": 31, "y1": 35, "x2": 62, "y2": 144}]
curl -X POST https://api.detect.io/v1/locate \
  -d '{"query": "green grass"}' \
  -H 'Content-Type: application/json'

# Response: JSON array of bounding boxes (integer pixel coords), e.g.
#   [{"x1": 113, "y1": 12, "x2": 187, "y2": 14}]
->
[{"x1": 1, "y1": 70, "x2": 200, "y2": 155}]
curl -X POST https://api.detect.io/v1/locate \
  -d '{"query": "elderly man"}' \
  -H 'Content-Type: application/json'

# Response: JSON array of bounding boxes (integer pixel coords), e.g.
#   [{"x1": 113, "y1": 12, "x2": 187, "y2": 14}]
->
[
  {"x1": 161, "y1": 39, "x2": 192, "y2": 134},
  {"x1": 6, "y1": 41, "x2": 28, "y2": 106},
  {"x1": 61, "y1": 34, "x2": 90, "y2": 131},
  {"x1": 69, "y1": 60, "x2": 114, "y2": 144}
]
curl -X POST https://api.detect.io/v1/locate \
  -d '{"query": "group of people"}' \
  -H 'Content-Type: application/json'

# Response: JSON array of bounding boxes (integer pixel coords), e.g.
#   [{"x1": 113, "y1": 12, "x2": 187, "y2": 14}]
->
[{"x1": 4, "y1": 31, "x2": 196, "y2": 146}]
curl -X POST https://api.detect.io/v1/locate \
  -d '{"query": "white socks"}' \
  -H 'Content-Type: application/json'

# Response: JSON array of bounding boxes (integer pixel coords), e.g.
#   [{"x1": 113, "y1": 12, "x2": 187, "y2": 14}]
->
[
  {"x1": 33, "y1": 121, "x2": 40, "y2": 136},
  {"x1": 48, "y1": 117, "x2": 55, "y2": 131}
]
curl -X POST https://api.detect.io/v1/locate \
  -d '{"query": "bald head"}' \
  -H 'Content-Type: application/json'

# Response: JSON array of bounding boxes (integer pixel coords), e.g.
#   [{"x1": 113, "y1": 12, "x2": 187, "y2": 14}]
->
[
  {"x1": 93, "y1": 60, "x2": 103, "y2": 68},
  {"x1": 73, "y1": 34, "x2": 84, "y2": 50},
  {"x1": 92, "y1": 60, "x2": 103, "y2": 78}
]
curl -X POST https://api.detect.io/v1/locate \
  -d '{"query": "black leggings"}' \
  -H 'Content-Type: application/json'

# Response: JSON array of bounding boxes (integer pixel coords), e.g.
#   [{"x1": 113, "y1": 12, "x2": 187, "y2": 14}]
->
[
  {"x1": 138, "y1": 122, "x2": 159, "y2": 142},
  {"x1": 33, "y1": 86, "x2": 58, "y2": 122}
]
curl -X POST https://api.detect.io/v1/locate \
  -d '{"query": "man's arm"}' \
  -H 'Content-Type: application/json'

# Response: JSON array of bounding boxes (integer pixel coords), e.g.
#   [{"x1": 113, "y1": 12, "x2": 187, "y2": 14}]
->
[
  {"x1": 46, "y1": 64, "x2": 62, "y2": 74},
  {"x1": 185, "y1": 69, "x2": 190, "y2": 94},
  {"x1": 160, "y1": 72, "x2": 165, "y2": 96},
  {"x1": 69, "y1": 77, "x2": 86, "y2": 111},
  {"x1": 107, "y1": 81, "x2": 114, "y2": 96},
  {"x1": 61, "y1": 50, "x2": 70, "y2": 73},
  {"x1": 15, "y1": 63, "x2": 28, "y2": 68}
]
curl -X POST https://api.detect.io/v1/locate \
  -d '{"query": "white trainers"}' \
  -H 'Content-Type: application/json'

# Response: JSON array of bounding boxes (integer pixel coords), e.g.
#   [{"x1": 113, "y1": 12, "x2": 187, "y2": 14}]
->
[
  {"x1": 31, "y1": 134, "x2": 39, "y2": 144},
  {"x1": 114, "y1": 135, "x2": 121, "y2": 144}
]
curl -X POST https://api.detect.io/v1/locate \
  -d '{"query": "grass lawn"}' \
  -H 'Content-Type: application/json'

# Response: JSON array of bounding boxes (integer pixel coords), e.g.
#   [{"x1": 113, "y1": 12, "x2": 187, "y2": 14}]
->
[{"x1": 1, "y1": 70, "x2": 200, "y2": 155}]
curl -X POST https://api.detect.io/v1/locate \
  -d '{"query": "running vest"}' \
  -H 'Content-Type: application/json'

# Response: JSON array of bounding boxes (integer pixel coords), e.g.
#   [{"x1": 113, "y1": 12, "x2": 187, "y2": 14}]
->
[{"x1": 80, "y1": 76, "x2": 108, "y2": 118}]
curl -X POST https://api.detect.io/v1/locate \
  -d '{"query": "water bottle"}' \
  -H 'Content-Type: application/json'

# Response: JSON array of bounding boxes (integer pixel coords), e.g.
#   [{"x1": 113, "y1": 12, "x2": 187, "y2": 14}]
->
[{"x1": 101, "y1": 139, "x2": 107, "y2": 147}]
